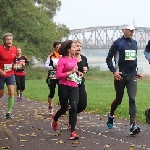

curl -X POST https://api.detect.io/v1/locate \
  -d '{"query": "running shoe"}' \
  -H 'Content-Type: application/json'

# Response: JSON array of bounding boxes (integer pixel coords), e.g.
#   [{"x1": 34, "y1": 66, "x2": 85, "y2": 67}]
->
[
  {"x1": 51, "y1": 115, "x2": 58, "y2": 131},
  {"x1": 69, "y1": 131, "x2": 79, "y2": 140},
  {"x1": 6, "y1": 113, "x2": 13, "y2": 119},
  {"x1": 130, "y1": 124, "x2": 140, "y2": 135},
  {"x1": 145, "y1": 108, "x2": 150, "y2": 124},
  {"x1": 48, "y1": 106, "x2": 53, "y2": 114},
  {"x1": 17, "y1": 97, "x2": 21, "y2": 101},
  {"x1": 20, "y1": 92, "x2": 23, "y2": 100},
  {"x1": 106, "y1": 113, "x2": 114, "y2": 129}
]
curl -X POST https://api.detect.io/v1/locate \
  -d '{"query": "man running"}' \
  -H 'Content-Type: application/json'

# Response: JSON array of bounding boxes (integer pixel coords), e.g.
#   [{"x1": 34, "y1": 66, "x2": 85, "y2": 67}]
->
[
  {"x1": 106, "y1": 23, "x2": 142, "y2": 135},
  {"x1": 0, "y1": 33, "x2": 17, "y2": 119}
]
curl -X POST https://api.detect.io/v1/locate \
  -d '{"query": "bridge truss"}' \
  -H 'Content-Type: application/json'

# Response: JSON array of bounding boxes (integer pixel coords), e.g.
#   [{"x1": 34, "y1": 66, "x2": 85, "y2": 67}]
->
[{"x1": 66, "y1": 26, "x2": 150, "y2": 49}]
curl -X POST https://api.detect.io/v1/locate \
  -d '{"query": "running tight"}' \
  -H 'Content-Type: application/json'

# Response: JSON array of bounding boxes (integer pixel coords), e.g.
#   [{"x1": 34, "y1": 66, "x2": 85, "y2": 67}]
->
[
  {"x1": 54, "y1": 84, "x2": 79, "y2": 133},
  {"x1": 48, "y1": 79, "x2": 58, "y2": 98},
  {"x1": 110, "y1": 76, "x2": 137, "y2": 125},
  {"x1": 15, "y1": 75, "x2": 25, "y2": 90},
  {"x1": 69, "y1": 84, "x2": 87, "y2": 124}
]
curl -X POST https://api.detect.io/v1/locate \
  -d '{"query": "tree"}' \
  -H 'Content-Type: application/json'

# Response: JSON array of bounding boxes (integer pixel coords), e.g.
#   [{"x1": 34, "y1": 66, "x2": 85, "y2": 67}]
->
[{"x1": 0, "y1": 0, "x2": 69, "y2": 61}]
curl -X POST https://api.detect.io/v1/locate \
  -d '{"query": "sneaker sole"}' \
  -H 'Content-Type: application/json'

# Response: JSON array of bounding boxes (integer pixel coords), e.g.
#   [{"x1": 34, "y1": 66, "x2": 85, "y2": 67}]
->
[
  {"x1": 130, "y1": 127, "x2": 140, "y2": 136},
  {"x1": 69, "y1": 137, "x2": 79, "y2": 140}
]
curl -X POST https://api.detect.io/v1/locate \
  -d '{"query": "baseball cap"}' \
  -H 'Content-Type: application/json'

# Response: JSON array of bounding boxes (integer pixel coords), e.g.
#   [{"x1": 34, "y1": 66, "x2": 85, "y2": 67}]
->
[{"x1": 122, "y1": 23, "x2": 136, "y2": 30}]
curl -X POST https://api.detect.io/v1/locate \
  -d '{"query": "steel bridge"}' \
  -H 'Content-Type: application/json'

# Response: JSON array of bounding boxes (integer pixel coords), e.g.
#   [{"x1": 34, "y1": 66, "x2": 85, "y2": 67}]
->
[{"x1": 66, "y1": 25, "x2": 150, "y2": 49}]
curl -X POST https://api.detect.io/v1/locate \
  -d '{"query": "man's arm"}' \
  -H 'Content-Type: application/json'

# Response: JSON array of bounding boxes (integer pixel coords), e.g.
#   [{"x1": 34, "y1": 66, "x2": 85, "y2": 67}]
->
[{"x1": 106, "y1": 40, "x2": 118, "y2": 73}]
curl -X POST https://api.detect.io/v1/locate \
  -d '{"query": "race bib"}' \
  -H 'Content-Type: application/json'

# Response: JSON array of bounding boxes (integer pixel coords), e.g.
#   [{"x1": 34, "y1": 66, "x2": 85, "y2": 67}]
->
[
  {"x1": 16, "y1": 64, "x2": 23, "y2": 69},
  {"x1": 125, "y1": 50, "x2": 136, "y2": 60},
  {"x1": 4, "y1": 64, "x2": 12, "y2": 72},
  {"x1": 67, "y1": 73, "x2": 82, "y2": 84},
  {"x1": 49, "y1": 70, "x2": 56, "y2": 79}
]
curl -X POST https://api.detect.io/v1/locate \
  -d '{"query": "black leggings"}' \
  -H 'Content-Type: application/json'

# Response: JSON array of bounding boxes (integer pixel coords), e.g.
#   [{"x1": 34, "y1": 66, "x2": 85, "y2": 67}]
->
[
  {"x1": 69, "y1": 83, "x2": 87, "y2": 124},
  {"x1": 54, "y1": 84, "x2": 79, "y2": 132},
  {"x1": 110, "y1": 76, "x2": 137, "y2": 125},
  {"x1": 15, "y1": 75, "x2": 25, "y2": 91},
  {"x1": 48, "y1": 79, "x2": 58, "y2": 98}
]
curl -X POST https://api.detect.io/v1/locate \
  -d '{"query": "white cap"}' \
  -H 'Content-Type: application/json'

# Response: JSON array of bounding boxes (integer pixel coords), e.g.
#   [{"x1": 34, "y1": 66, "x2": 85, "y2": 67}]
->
[{"x1": 122, "y1": 23, "x2": 136, "y2": 30}]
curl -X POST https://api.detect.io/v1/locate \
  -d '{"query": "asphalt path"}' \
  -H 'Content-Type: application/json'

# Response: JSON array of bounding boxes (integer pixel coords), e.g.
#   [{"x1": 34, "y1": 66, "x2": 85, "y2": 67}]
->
[{"x1": 0, "y1": 95, "x2": 150, "y2": 150}]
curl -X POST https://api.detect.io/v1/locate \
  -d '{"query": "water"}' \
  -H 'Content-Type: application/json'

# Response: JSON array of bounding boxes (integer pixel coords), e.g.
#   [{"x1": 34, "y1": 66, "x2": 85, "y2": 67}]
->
[
  {"x1": 33, "y1": 48, "x2": 150, "y2": 75},
  {"x1": 82, "y1": 49, "x2": 150, "y2": 75}
]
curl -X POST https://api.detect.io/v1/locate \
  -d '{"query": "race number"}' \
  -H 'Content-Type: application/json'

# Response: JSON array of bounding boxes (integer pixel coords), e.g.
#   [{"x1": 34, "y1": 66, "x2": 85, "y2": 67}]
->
[
  {"x1": 67, "y1": 73, "x2": 82, "y2": 84},
  {"x1": 16, "y1": 64, "x2": 23, "y2": 69},
  {"x1": 49, "y1": 70, "x2": 56, "y2": 79},
  {"x1": 4, "y1": 64, "x2": 12, "y2": 72},
  {"x1": 125, "y1": 50, "x2": 136, "y2": 60}
]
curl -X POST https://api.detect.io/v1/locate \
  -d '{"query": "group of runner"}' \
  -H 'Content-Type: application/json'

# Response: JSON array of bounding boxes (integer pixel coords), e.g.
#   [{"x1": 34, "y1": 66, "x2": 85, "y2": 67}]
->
[
  {"x1": 0, "y1": 33, "x2": 29, "y2": 119},
  {"x1": 1, "y1": 24, "x2": 150, "y2": 140},
  {"x1": 45, "y1": 40, "x2": 88, "y2": 140}
]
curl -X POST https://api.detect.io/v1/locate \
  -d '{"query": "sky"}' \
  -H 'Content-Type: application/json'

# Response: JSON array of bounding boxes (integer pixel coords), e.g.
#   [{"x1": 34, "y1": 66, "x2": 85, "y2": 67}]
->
[{"x1": 54, "y1": 0, "x2": 150, "y2": 30}]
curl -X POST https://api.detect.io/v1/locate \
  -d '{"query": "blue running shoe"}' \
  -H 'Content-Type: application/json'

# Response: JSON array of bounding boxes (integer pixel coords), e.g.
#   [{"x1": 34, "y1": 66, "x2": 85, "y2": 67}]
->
[
  {"x1": 130, "y1": 124, "x2": 140, "y2": 135},
  {"x1": 106, "y1": 113, "x2": 114, "y2": 129}
]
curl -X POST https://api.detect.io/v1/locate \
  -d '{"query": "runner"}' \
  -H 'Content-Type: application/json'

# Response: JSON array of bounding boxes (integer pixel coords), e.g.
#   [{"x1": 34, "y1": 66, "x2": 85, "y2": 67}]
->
[
  {"x1": 0, "y1": 33, "x2": 17, "y2": 119},
  {"x1": 144, "y1": 40, "x2": 150, "y2": 64},
  {"x1": 51, "y1": 40, "x2": 83, "y2": 140},
  {"x1": 13, "y1": 47, "x2": 29, "y2": 101},
  {"x1": 68, "y1": 40, "x2": 88, "y2": 129},
  {"x1": 45, "y1": 41, "x2": 61, "y2": 114},
  {"x1": 106, "y1": 23, "x2": 142, "y2": 135}
]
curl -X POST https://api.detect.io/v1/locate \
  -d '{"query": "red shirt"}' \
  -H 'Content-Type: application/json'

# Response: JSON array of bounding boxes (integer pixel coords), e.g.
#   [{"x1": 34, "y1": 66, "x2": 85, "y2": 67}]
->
[{"x1": 0, "y1": 45, "x2": 17, "y2": 77}]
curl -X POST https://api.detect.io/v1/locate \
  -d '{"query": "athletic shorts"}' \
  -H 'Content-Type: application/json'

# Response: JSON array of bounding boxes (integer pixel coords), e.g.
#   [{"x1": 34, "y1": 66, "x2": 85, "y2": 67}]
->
[{"x1": 0, "y1": 75, "x2": 15, "y2": 90}]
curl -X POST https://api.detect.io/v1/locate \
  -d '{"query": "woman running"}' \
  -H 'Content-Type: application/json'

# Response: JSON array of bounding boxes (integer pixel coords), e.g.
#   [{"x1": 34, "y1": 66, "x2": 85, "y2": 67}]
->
[
  {"x1": 68, "y1": 40, "x2": 88, "y2": 129},
  {"x1": 51, "y1": 40, "x2": 83, "y2": 140},
  {"x1": 45, "y1": 41, "x2": 61, "y2": 114},
  {"x1": 13, "y1": 47, "x2": 29, "y2": 100}
]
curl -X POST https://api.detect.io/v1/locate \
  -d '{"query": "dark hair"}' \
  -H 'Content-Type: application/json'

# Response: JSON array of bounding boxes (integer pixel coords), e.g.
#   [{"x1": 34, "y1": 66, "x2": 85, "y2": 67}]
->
[
  {"x1": 58, "y1": 40, "x2": 73, "y2": 56},
  {"x1": 53, "y1": 41, "x2": 61, "y2": 48}
]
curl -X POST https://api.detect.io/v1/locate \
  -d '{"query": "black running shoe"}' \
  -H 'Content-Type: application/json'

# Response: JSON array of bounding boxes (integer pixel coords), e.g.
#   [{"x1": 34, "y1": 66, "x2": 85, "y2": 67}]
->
[{"x1": 6, "y1": 113, "x2": 13, "y2": 119}]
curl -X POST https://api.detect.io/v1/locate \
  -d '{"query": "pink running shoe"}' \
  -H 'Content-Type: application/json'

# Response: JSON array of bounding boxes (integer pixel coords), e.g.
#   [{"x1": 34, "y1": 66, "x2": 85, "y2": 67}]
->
[
  {"x1": 69, "y1": 131, "x2": 79, "y2": 140},
  {"x1": 51, "y1": 115, "x2": 58, "y2": 131}
]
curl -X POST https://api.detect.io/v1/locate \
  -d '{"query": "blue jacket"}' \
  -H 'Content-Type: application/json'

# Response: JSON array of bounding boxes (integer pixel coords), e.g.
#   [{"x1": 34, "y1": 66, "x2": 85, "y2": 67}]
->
[
  {"x1": 144, "y1": 48, "x2": 150, "y2": 60},
  {"x1": 106, "y1": 36, "x2": 137, "y2": 76}
]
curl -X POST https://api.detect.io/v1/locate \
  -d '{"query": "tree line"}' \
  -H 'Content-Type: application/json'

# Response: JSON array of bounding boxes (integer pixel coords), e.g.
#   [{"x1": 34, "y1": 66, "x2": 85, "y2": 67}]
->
[{"x1": 0, "y1": 0, "x2": 69, "y2": 61}]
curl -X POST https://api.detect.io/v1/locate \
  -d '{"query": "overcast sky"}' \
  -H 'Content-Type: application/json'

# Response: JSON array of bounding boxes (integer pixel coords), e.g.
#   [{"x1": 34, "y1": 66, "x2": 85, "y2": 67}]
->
[{"x1": 54, "y1": 0, "x2": 150, "y2": 30}]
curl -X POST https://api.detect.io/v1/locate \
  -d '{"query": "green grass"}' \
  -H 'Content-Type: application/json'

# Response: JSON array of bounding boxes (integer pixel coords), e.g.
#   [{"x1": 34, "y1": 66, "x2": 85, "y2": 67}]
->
[{"x1": 8, "y1": 66, "x2": 150, "y2": 123}]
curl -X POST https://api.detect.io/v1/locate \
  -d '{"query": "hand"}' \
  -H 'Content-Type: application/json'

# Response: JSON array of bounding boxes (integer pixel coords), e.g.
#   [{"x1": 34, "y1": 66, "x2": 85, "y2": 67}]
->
[
  {"x1": 22, "y1": 63, "x2": 26, "y2": 67},
  {"x1": 0, "y1": 70, "x2": 6, "y2": 77},
  {"x1": 71, "y1": 66, "x2": 78, "y2": 73},
  {"x1": 137, "y1": 72, "x2": 142, "y2": 79},
  {"x1": 83, "y1": 66, "x2": 88, "y2": 73},
  {"x1": 114, "y1": 71, "x2": 123, "y2": 80},
  {"x1": 78, "y1": 71, "x2": 83, "y2": 77},
  {"x1": 54, "y1": 64, "x2": 58, "y2": 69},
  {"x1": 13, "y1": 64, "x2": 17, "y2": 70}
]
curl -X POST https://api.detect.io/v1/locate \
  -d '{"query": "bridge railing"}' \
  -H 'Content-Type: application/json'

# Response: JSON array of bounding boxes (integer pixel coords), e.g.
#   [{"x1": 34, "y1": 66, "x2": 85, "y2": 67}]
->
[{"x1": 66, "y1": 26, "x2": 150, "y2": 49}]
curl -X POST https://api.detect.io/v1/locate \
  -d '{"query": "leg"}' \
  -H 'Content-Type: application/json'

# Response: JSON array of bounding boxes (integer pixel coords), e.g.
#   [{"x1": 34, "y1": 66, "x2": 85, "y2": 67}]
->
[
  {"x1": 69, "y1": 87, "x2": 79, "y2": 133},
  {"x1": 48, "y1": 79, "x2": 57, "y2": 107},
  {"x1": 54, "y1": 84, "x2": 69, "y2": 121},
  {"x1": 20, "y1": 75, "x2": 25, "y2": 99},
  {"x1": 110, "y1": 78, "x2": 126, "y2": 116},
  {"x1": 0, "y1": 76, "x2": 5, "y2": 98},
  {"x1": 107, "y1": 78, "x2": 126, "y2": 129},
  {"x1": 15, "y1": 75, "x2": 21, "y2": 98},
  {"x1": 126, "y1": 76, "x2": 137, "y2": 125},
  {"x1": 77, "y1": 84, "x2": 87, "y2": 114},
  {"x1": 6, "y1": 75, "x2": 15, "y2": 119}
]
